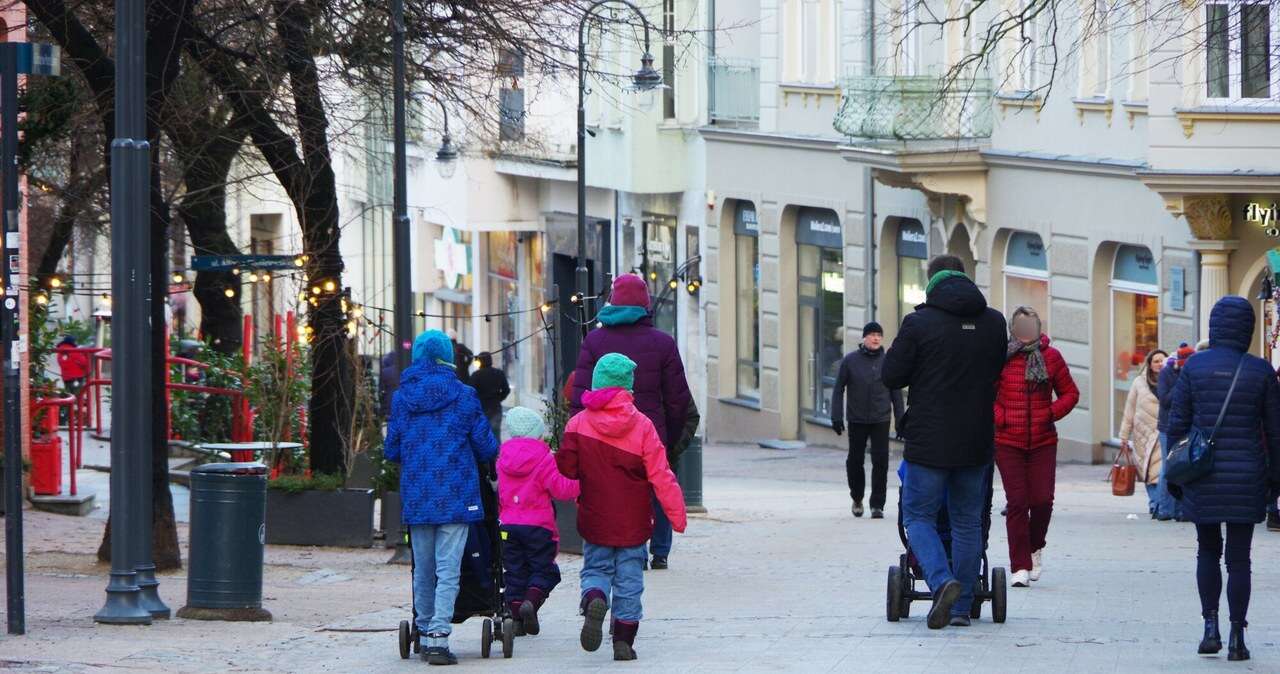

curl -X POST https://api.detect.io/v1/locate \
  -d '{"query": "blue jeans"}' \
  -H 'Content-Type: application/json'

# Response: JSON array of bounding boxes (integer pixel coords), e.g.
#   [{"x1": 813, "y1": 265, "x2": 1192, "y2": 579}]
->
[
  {"x1": 410, "y1": 523, "x2": 469, "y2": 647},
  {"x1": 1156, "y1": 433, "x2": 1182, "y2": 519},
  {"x1": 649, "y1": 494, "x2": 673, "y2": 558},
  {"x1": 901, "y1": 461, "x2": 988, "y2": 616},
  {"x1": 581, "y1": 542, "x2": 647, "y2": 621}
]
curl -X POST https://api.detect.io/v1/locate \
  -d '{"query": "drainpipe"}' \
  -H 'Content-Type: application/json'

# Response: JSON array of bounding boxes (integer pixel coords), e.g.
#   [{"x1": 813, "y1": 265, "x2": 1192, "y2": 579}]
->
[
  {"x1": 864, "y1": 0, "x2": 877, "y2": 322},
  {"x1": 1192, "y1": 249, "x2": 1202, "y2": 344}
]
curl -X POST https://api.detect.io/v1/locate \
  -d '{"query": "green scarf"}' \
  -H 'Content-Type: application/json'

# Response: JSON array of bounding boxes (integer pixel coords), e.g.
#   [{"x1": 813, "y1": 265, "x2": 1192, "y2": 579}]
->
[{"x1": 926, "y1": 269, "x2": 968, "y2": 294}]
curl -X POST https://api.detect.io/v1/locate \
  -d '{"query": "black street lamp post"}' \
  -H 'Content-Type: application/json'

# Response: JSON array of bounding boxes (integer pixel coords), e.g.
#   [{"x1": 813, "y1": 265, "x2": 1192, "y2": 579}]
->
[{"x1": 576, "y1": 0, "x2": 662, "y2": 335}]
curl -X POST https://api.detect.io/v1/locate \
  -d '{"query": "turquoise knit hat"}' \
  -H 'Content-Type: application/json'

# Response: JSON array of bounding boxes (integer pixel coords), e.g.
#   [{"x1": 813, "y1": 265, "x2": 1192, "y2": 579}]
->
[
  {"x1": 591, "y1": 353, "x2": 636, "y2": 391},
  {"x1": 412, "y1": 329, "x2": 454, "y2": 365},
  {"x1": 503, "y1": 406, "x2": 546, "y2": 439}
]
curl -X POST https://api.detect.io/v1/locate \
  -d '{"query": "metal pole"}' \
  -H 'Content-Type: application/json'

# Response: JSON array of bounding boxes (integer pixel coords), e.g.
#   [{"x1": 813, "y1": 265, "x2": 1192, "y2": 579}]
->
[
  {"x1": 387, "y1": 0, "x2": 413, "y2": 566},
  {"x1": 2, "y1": 42, "x2": 26, "y2": 636},
  {"x1": 576, "y1": 17, "x2": 590, "y2": 339},
  {"x1": 96, "y1": 0, "x2": 152, "y2": 624}
]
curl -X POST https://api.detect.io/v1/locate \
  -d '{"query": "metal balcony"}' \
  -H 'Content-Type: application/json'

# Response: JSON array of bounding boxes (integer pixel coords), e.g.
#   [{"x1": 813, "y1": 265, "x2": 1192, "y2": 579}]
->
[
  {"x1": 708, "y1": 57, "x2": 759, "y2": 126},
  {"x1": 834, "y1": 75, "x2": 993, "y2": 141}
]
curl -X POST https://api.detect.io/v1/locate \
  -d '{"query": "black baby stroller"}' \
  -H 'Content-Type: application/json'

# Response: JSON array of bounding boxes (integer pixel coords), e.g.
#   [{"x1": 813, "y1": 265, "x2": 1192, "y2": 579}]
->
[
  {"x1": 886, "y1": 463, "x2": 1007, "y2": 623},
  {"x1": 398, "y1": 464, "x2": 517, "y2": 659}
]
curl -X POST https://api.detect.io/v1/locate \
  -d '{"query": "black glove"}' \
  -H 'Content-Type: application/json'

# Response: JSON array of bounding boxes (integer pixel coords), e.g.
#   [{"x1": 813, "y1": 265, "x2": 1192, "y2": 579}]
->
[
  {"x1": 832, "y1": 422, "x2": 844, "y2": 436},
  {"x1": 1166, "y1": 481, "x2": 1183, "y2": 500}
]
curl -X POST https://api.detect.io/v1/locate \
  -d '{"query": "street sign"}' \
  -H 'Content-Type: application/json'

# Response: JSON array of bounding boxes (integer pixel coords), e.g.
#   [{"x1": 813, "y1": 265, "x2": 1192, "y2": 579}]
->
[
  {"x1": 190, "y1": 254, "x2": 299, "y2": 272},
  {"x1": 14, "y1": 43, "x2": 61, "y2": 77}
]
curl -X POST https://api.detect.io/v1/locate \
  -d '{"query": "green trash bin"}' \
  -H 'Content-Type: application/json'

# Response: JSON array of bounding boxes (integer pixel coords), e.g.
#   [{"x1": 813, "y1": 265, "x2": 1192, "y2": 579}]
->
[{"x1": 176, "y1": 462, "x2": 272, "y2": 622}]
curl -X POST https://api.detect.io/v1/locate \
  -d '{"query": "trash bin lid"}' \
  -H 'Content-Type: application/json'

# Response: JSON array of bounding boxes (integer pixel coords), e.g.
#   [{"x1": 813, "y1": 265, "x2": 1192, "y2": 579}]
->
[{"x1": 191, "y1": 462, "x2": 268, "y2": 476}]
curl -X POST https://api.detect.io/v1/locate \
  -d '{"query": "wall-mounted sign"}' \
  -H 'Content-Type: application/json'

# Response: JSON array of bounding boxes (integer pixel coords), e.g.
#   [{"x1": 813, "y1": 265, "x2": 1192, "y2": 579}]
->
[
  {"x1": 1170, "y1": 266, "x2": 1185, "y2": 312},
  {"x1": 896, "y1": 218, "x2": 928, "y2": 259},
  {"x1": 1006, "y1": 231, "x2": 1047, "y2": 271},
  {"x1": 734, "y1": 201, "x2": 759, "y2": 236},
  {"x1": 1245, "y1": 202, "x2": 1280, "y2": 237},
  {"x1": 795, "y1": 207, "x2": 842, "y2": 249},
  {"x1": 1114, "y1": 244, "x2": 1158, "y2": 287},
  {"x1": 434, "y1": 227, "x2": 471, "y2": 290}
]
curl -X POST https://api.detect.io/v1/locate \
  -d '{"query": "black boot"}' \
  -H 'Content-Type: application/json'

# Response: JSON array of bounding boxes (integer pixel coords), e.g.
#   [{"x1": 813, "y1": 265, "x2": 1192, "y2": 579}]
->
[
  {"x1": 1228, "y1": 621, "x2": 1250, "y2": 661},
  {"x1": 1198, "y1": 610, "x2": 1221, "y2": 654}
]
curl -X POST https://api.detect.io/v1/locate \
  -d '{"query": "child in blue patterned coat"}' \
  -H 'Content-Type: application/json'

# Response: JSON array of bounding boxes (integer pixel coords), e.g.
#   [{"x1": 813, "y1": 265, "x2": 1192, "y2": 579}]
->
[{"x1": 386, "y1": 329, "x2": 499, "y2": 665}]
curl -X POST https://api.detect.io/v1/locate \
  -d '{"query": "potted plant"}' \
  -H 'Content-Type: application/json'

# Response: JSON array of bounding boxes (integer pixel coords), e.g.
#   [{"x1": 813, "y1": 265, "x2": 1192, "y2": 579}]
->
[
  {"x1": 370, "y1": 444, "x2": 402, "y2": 548},
  {"x1": 544, "y1": 392, "x2": 583, "y2": 554}
]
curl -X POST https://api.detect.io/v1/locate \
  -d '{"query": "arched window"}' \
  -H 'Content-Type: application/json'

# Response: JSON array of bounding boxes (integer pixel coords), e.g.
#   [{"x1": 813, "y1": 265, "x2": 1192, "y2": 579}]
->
[
  {"x1": 1110, "y1": 244, "x2": 1159, "y2": 439},
  {"x1": 1003, "y1": 231, "x2": 1049, "y2": 335}
]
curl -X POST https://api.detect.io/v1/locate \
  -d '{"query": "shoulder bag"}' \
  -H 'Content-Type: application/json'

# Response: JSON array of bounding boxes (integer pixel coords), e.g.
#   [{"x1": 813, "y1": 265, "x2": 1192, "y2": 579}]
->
[
  {"x1": 1109, "y1": 444, "x2": 1137, "y2": 496},
  {"x1": 1165, "y1": 357, "x2": 1245, "y2": 487}
]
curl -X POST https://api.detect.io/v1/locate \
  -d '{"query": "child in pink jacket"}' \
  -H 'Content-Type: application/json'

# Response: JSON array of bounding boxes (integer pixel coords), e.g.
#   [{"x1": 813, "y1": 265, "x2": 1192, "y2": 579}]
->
[{"x1": 496, "y1": 406, "x2": 579, "y2": 636}]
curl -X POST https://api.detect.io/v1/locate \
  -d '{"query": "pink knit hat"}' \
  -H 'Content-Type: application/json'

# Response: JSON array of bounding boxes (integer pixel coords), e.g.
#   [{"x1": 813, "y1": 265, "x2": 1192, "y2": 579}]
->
[{"x1": 609, "y1": 273, "x2": 651, "y2": 309}]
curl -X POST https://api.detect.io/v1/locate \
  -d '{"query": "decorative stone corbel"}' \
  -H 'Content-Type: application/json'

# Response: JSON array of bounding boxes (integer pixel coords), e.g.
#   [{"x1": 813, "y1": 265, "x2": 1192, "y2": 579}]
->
[{"x1": 1182, "y1": 195, "x2": 1233, "y2": 240}]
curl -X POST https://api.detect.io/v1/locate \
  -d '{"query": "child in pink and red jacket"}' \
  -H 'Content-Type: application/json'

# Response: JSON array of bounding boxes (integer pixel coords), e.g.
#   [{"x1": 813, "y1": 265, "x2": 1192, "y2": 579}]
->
[
  {"x1": 557, "y1": 353, "x2": 687, "y2": 661},
  {"x1": 496, "y1": 406, "x2": 579, "y2": 637}
]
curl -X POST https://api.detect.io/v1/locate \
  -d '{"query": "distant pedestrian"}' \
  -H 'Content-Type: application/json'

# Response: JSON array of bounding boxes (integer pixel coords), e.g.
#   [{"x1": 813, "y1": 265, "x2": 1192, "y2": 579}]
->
[
  {"x1": 448, "y1": 330, "x2": 473, "y2": 384},
  {"x1": 1167, "y1": 296, "x2": 1280, "y2": 661},
  {"x1": 569, "y1": 273, "x2": 698, "y2": 571},
  {"x1": 379, "y1": 352, "x2": 399, "y2": 419},
  {"x1": 557, "y1": 353, "x2": 687, "y2": 661},
  {"x1": 993, "y1": 306, "x2": 1080, "y2": 588},
  {"x1": 1157, "y1": 342, "x2": 1198, "y2": 521},
  {"x1": 384, "y1": 329, "x2": 499, "y2": 665},
  {"x1": 882, "y1": 255, "x2": 1007, "y2": 629},
  {"x1": 497, "y1": 406, "x2": 579, "y2": 637},
  {"x1": 56, "y1": 335, "x2": 90, "y2": 395},
  {"x1": 469, "y1": 352, "x2": 511, "y2": 441},
  {"x1": 830, "y1": 321, "x2": 904, "y2": 519},
  {"x1": 1119, "y1": 349, "x2": 1169, "y2": 519}
]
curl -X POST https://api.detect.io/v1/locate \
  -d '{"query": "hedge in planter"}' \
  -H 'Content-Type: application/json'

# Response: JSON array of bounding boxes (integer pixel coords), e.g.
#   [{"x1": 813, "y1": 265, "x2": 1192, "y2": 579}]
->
[{"x1": 265, "y1": 474, "x2": 374, "y2": 547}]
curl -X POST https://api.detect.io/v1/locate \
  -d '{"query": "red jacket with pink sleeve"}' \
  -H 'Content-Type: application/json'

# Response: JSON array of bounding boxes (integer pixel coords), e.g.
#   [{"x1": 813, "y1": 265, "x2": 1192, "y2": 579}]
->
[{"x1": 556, "y1": 387, "x2": 687, "y2": 548}]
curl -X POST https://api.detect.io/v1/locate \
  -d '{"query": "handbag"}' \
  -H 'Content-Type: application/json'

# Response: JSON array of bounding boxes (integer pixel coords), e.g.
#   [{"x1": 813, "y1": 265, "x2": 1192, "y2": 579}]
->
[
  {"x1": 1110, "y1": 445, "x2": 1137, "y2": 496},
  {"x1": 1165, "y1": 357, "x2": 1245, "y2": 486}
]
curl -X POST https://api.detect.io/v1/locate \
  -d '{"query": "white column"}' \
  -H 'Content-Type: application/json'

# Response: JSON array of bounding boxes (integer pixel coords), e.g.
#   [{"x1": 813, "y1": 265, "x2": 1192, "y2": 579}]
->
[{"x1": 1190, "y1": 240, "x2": 1237, "y2": 339}]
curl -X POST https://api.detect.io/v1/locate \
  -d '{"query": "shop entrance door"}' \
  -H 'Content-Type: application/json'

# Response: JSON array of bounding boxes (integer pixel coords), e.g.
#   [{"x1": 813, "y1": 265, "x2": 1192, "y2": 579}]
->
[
  {"x1": 798, "y1": 243, "x2": 845, "y2": 422},
  {"x1": 552, "y1": 253, "x2": 595, "y2": 390}
]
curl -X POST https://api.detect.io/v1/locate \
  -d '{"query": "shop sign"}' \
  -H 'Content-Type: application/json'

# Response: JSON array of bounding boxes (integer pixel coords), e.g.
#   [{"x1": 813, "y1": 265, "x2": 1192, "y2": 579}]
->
[
  {"x1": 1170, "y1": 266, "x2": 1185, "y2": 312},
  {"x1": 734, "y1": 201, "x2": 759, "y2": 236},
  {"x1": 1006, "y1": 231, "x2": 1047, "y2": 271},
  {"x1": 434, "y1": 227, "x2": 471, "y2": 289},
  {"x1": 796, "y1": 207, "x2": 842, "y2": 249},
  {"x1": 489, "y1": 232, "x2": 518, "y2": 280},
  {"x1": 1113, "y1": 244, "x2": 1158, "y2": 287},
  {"x1": 1244, "y1": 202, "x2": 1280, "y2": 237},
  {"x1": 896, "y1": 219, "x2": 928, "y2": 259}
]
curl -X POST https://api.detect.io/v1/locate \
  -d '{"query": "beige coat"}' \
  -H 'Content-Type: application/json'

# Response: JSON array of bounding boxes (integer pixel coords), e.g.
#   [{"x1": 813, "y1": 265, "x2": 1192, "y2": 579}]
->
[{"x1": 1119, "y1": 374, "x2": 1162, "y2": 484}]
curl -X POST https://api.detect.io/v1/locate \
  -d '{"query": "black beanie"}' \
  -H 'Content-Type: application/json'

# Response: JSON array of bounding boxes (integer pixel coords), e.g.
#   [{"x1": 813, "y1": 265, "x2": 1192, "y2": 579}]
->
[{"x1": 863, "y1": 321, "x2": 883, "y2": 337}]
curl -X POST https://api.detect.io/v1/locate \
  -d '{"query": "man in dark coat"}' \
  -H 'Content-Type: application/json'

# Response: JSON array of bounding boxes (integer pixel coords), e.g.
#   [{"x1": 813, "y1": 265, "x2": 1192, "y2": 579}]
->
[
  {"x1": 882, "y1": 255, "x2": 1007, "y2": 630},
  {"x1": 831, "y1": 321, "x2": 904, "y2": 519},
  {"x1": 468, "y1": 351, "x2": 511, "y2": 441},
  {"x1": 570, "y1": 273, "x2": 698, "y2": 570},
  {"x1": 1167, "y1": 296, "x2": 1280, "y2": 658},
  {"x1": 379, "y1": 352, "x2": 400, "y2": 419},
  {"x1": 449, "y1": 332, "x2": 473, "y2": 384}
]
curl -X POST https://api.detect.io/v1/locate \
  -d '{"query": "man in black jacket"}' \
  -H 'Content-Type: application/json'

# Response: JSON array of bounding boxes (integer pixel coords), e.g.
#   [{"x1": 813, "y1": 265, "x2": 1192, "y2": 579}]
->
[
  {"x1": 831, "y1": 321, "x2": 904, "y2": 519},
  {"x1": 883, "y1": 255, "x2": 1007, "y2": 630},
  {"x1": 468, "y1": 351, "x2": 511, "y2": 441}
]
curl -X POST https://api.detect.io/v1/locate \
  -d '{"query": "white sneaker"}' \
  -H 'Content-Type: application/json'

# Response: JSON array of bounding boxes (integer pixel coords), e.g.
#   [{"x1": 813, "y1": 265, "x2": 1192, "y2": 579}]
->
[
  {"x1": 1030, "y1": 549, "x2": 1043, "y2": 581},
  {"x1": 1011, "y1": 569, "x2": 1031, "y2": 587}
]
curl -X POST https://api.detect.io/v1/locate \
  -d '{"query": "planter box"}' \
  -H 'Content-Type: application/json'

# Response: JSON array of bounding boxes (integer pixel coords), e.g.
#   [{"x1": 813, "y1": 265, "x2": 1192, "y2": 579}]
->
[
  {"x1": 380, "y1": 491, "x2": 402, "y2": 548},
  {"x1": 345, "y1": 452, "x2": 377, "y2": 490},
  {"x1": 265, "y1": 488, "x2": 374, "y2": 547},
  {"x1": 554, "y1": 499, "x2": 582, "y2": 555}
]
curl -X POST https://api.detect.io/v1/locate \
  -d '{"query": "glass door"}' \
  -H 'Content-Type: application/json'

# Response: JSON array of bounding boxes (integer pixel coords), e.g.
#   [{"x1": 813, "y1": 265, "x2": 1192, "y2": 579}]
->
[
  {"x1": 799, "y1": 244, "x2": 820, "y2": 416},
  {"x1": 799, "y1": 243, "x2": 845, "y2": 420}
]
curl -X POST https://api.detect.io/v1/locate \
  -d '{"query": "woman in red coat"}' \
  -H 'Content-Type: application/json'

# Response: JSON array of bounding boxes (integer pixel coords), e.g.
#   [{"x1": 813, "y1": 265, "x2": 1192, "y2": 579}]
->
[{"x1": 994, "y1": 306, "x2": 1079, "y2": 588}]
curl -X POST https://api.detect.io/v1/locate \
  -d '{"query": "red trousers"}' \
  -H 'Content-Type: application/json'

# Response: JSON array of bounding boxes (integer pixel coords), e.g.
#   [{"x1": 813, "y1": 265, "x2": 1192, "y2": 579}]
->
[{"x1": 995, "y1": 443, "x2": 1057, "y2": 573}]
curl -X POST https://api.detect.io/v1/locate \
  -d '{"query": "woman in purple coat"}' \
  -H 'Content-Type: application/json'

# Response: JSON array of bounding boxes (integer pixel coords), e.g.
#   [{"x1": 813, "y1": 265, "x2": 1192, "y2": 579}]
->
[{"x1": 570, "y1": 273, "x2": 699, "y2": 570}]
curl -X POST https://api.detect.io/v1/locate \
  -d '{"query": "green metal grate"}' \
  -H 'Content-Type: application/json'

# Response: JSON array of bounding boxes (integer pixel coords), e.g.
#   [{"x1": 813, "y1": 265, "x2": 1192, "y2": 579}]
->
[{"x1": 834, "y1": 75, "x2": 993, "y2": 141}]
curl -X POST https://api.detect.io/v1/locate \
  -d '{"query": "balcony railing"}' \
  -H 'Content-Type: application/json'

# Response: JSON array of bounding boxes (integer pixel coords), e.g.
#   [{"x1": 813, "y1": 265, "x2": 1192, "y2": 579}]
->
[
  {"x1": 834, "y1": 75, "x2": 993, "y2": 141},
  {"x1": 708, "y1": 57, "x2": 759, "y2": 126}
]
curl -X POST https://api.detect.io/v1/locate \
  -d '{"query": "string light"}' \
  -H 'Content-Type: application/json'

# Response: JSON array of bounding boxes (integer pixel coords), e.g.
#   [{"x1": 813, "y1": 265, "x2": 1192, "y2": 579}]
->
[
  {"x1": 648, "y1": 271, "x2": 657, "y2": 281},
  {"x1": 224, "y1": 288, "x2": 236, "y2": 298},
  {"x1": 667, "y1": 279, "x2": 679, "y2": 290},
  {"x1": 35, "y1": 292, "x2": 49, "y2": 305},
  {"x1": 322, "y1": 280, "x2": 336, "y2": 293},
  {"x1": 261, "y1": 272, "x2": 271, "y2": 282},
  {"x1": 540, "y1": 303, "x2": 552, "y2": 313},
  {"x1": 311, "y1": 286, "x2": 321, "y2": 295},
  {"x1": 294, "y1": 256, "x2": 305, "y2": 268},
  {"x1": 48, "y1": 277, "x2": 62, "y2": 289},
  {"x1": 231, "y1": 268, "x2": 241, "y2": 276},
  {"x1": 248, "y1": 272, "x2": 259, "y2": 283},
  {"x1": 171, "y1": 272, "x2": 184, "y2": 284}
]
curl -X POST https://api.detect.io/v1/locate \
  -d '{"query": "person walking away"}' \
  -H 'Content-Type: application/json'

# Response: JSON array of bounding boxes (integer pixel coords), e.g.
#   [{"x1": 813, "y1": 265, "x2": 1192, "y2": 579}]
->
[
  {"x1": 1157, "y1": 343, "x2": 1194, "y2": 520},
  {"x1": 384, "y1": 330, "x2": 499, "y2": 666},
  {"x1": 831, "y1": 321, "x2": 904, "y2": 519},
  {"x1": 558, "y1": 353, "x2": 687, "y2": 660},
  {"x1": 496, "y1": 406, "x2": 579, "y2": 637},
  {"x1": 570, "y1": 273, "x2": 698, "y2": 571},
  {"x1": 993, "y1": 307, "x2": 1080, "y2": 588},
  {"x1": 469, "y1": 352, "x2": 511, "y2": 441},
  {"x1": 379, "y1": 352, "x2": 400, "y2": 420},
  {"x1": 1167, "y1": 296, "x2": 1280, "y2": 661},
  {"x1": 1120, "y1": 350, "x2": 1169, "y2": 520},
  {"x1": 56, "y1": 335, "x2": 90, "y2": 395},
  {"x1": 882, "y1": 255, "x2": 1007, "y2": 629},
  {"x1": 448, "y1": 330, "x2": 473, "y2": 384}
]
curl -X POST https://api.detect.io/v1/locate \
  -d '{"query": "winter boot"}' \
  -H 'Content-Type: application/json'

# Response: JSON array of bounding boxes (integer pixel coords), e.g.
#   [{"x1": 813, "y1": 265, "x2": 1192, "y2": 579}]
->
[
  {"x1": 1197, "y1": 610, "x2": 1221, "y2": 655},
  {"x1": 650, "y1": 556, "x2": 668, "y2": 570},
  {"x1": 1228, "y1": 621, "x2": 1250, "y2": 661},
  {"x1": 612, "y1": 619, "x2": 639, "y2": 661},
  {"x1": 521, "y1": 587, "x2": 546, "y2": 636},
  {"x1": 580, "y1": 589, "x2": 608, "y2": 652}
]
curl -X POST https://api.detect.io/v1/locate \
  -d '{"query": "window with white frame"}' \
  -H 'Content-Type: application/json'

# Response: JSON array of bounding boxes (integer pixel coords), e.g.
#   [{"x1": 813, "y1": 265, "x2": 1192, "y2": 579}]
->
[
  {"x1": 900, "y1": 0, "x2": 922, "y2": 76},
  {"x1": 1083, "y1": 0, "x2": 1111, "y2": 97},
  {"x1": 782, "y1": 0, "x2": 838, "y2": 84},
  {"x1": 1128, "y1": 0, "x2": 1149, "y2": 100},
  {"x1": 1206, "y1": 0, "x2": 1276, "y2": 101},
  {"x1": 1019, "y1": 0, "x2": 1043, "y2": 91}
]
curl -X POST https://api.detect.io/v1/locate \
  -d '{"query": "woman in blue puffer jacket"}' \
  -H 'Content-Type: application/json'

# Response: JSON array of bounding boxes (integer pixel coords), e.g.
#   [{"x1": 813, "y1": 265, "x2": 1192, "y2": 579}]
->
[{"x1": 1168, "y1": 296, "x2": 1280, "y2": 662}]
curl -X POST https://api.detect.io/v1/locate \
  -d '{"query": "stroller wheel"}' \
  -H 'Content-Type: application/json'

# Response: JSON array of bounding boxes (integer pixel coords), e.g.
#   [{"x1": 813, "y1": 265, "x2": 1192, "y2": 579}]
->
[
  {"x1": 501, "y1": 617, "x2": 516, "y2": 658},
  {"x1": 992, "y1": 567, "x2": 1008, "y2": 624},
  {"x1": 398, "y1": 620, "x2": 411, "y2": 660},
  {"x1": 887, "y1": 566, "x2": 904, "y2": 622},
  {"x1": 481, "y1": 618, "x2": 493, "y2": 659}
]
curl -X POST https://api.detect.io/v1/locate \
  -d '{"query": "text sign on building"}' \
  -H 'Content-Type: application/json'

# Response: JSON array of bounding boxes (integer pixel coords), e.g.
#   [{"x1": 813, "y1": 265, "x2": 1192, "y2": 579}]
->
[
  {"x1": 1006, "y1": 231, "x2": 1047, "y2": 272},
  {"x1": 734, "y1": 201, "x2": 759, "y2": 236},
  {"x1": 434, "y1": 227, "x2": 471, "y2": 290},
  {"x1": 1244, "y1": 202, "x2": 1280, "y2": 237},
  {"x1": 1170, "y1": 266, "x2": 1185, "y2": 312},
  {"x1": 896, "y1": 219, "x2": 928, "y2": 259},
  {"x1": 795, "y1": 207, "x2": 842, "y2": 249}
]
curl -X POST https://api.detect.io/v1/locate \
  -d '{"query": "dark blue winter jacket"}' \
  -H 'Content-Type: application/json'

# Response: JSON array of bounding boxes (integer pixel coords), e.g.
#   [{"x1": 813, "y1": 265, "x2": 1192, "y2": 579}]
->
[
  {"x1": 1156, "y1": 362, "x2": 1179, "y2": 434},
  {"x1": 385, "y1": 361, "x2": 499, "y2": 526},
  {"x1": 1167, "y1": 296, "x2": 1280, "y2": 524}
]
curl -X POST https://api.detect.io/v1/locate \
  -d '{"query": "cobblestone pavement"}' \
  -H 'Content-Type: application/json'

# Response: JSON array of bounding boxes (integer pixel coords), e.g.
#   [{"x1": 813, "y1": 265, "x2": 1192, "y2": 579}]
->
[{"x1": 2, "y1": 442, "x2": 1279, "y2": 673}]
